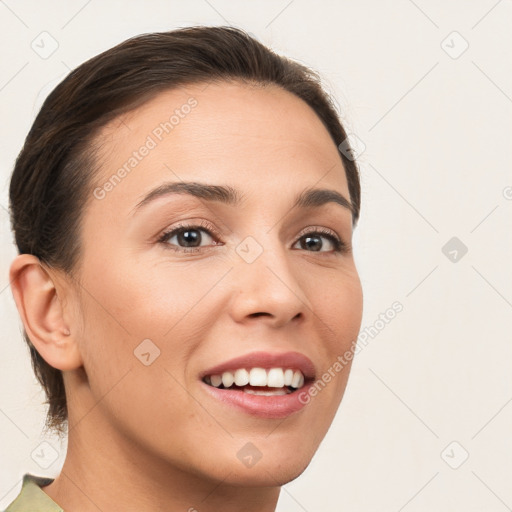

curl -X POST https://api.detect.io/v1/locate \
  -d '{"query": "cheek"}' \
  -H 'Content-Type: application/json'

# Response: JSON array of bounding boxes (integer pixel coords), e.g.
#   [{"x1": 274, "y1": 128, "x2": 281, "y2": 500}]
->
[
  {"x1": 81, "y1": 251, "x2": 205, "y2": 339},
  {"x1": 311, "y1": 271, "x2": 363, "y2": 400},
  {"x1": 75, "y1": 255, "x2": 217, "y2": 397},
  {"x1": 73, "y1": 281, "x2": 205, "y2": 444},
  {"x1": 320, "y1": 270, "x2": 363, "y2": 349}
]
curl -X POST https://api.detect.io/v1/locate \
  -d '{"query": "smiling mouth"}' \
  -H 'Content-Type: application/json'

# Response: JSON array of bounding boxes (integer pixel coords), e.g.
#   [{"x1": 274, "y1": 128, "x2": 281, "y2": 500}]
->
[{"x1": 202, "y1": 367, "x2": 307, "y2": 396}]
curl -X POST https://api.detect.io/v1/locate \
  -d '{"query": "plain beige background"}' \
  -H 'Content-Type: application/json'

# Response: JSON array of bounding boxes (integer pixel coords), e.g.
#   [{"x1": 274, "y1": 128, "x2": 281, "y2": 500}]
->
[{"x1": 1, "y1": 1, "x2": 511, "y2": 510}]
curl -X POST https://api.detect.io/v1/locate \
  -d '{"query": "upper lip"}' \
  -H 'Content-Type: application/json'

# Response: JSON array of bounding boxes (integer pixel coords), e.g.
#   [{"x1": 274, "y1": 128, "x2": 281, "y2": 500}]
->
[{"x1": 199, "y1": 351, "x2": 316, "y2": 380}]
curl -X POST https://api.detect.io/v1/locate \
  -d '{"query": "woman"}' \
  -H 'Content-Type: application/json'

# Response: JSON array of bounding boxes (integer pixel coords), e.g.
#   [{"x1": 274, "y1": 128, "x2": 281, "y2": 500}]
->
[{"x1": 5, "y1": 25, "x2": 363, "y2": 512}]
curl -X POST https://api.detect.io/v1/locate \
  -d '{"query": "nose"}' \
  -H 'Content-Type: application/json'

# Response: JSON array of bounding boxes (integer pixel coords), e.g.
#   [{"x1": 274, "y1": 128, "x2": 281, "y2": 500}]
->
[{"x1": 228, "y1": 240, "x2": 312, "y2": 328}]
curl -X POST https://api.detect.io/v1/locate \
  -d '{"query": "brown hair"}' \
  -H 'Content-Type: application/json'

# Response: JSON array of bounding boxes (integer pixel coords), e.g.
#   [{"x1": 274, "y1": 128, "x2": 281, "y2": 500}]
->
[{"x1": 9, "y1": 25, "x2": 361, "y2": 435}]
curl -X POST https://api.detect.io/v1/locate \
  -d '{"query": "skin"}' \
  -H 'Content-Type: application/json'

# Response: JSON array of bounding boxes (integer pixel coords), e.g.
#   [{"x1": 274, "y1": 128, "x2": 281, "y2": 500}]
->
[{"x1": 9, "y1": 80, "x2": 363, "y2": 512}]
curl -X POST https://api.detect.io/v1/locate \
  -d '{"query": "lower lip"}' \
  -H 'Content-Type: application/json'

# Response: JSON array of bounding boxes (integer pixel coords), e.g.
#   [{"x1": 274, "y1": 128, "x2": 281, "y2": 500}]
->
[{"x1": 200, "y1": 381, "x2": 314, "y2": 419}]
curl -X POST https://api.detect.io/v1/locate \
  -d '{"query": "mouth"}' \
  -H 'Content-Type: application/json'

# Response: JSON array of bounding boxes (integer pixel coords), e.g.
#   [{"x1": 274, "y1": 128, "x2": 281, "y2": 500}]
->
[
  {"x1": 199, "y1": 351, "x2": 316, "y2": 418},
  {"x1": 202, "y1": 367, "x2": 307, "y2": 395}
]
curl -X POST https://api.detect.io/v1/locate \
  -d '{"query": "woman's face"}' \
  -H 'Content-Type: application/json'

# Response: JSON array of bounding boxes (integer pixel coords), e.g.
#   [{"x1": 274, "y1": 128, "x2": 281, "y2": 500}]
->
[{"x1": 68, "y1": 81, "x2": 363, "y2": 485}]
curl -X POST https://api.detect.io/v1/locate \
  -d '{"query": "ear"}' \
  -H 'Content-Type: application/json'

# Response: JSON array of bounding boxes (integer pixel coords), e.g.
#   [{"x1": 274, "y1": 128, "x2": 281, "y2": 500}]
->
[{"x1": 9, "y1": 254, "x2": 83, "y2": 371}]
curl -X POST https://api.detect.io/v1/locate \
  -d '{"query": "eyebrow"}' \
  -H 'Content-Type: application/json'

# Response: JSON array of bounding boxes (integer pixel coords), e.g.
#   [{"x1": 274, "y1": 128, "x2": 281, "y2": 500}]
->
[{"x1": 131, "y1": 181, "x2": 354, "y2": 217}]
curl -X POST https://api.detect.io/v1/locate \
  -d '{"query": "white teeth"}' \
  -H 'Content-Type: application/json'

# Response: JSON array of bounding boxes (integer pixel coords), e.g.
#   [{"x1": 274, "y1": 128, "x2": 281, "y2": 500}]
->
[
  {"x1": 222, "y1": 371, "x2": 234, "y2": 387},
  {"x1": 234, "y1": 368, "x2": 250, "y2": 386},
  {"x1": 291, "y1": 370, "x2": 304, "y2": 389},
  {"x1": 267, "y1": 368, "x2": 285, "y2": 388},
  {"x1": 249, "y1": 368, "x2": 267, "y2": 386},
  {"x1": 206, "y1": 367, "x2": 306, "y2": 390}
]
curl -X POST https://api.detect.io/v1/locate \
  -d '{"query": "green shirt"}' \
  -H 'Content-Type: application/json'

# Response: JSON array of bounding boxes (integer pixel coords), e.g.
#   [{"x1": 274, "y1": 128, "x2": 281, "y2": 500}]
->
[{"x1": 3, "y1": 474, "x2": 63, "y2": 512}]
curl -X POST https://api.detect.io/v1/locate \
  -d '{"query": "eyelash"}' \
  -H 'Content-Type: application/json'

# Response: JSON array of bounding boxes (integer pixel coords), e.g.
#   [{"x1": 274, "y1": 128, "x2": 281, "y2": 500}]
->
[{"x1": 156, "y1": 220, "x2": 349, "y2": 255}]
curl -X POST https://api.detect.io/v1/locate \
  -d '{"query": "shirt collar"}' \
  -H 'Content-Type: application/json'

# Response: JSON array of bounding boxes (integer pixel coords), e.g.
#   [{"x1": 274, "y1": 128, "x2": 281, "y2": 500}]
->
[{"x1": 4, "y1": 473, "x2": 63, "y2": 512}]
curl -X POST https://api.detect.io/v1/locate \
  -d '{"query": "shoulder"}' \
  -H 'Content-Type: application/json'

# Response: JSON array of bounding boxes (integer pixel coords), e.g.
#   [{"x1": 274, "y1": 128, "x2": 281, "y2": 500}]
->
[{"x1": 3, "y1": 474, "x2": 62, "y2": 512}]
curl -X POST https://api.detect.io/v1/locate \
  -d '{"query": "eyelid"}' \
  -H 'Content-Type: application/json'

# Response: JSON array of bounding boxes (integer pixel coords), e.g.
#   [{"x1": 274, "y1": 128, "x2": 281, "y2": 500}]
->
[{"x1": 296, "y1": 224, "x2": 339, "y2": 240}]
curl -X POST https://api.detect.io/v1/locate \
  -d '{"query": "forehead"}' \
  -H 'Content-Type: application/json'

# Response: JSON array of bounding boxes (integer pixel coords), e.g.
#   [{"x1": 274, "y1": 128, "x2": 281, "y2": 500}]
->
[{"x1": 88, "y1": 81, "x2": 348, "y2": 218}]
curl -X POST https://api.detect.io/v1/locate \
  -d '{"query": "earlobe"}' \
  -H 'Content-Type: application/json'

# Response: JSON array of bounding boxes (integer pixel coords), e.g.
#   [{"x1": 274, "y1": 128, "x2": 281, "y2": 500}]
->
[{"x1": 9, "y1": 254, "x2": 83, "y2": 371}]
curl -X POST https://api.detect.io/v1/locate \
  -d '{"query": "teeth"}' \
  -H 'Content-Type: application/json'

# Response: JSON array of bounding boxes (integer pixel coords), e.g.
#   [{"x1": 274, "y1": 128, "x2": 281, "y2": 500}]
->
[
  {"x1": 244, "y1": 388, "x2": 289, "y2": 396},
  {"x1": 222, "y1": 371, "x2": 234, "y2": 387},
  {"x1": 249, "y1": 368, "x2": 267, "y2": 386},
  {"x1": 291, "y1": 370, "x2": 304, "y2": 389},
  {"x1": 206, "y1": 367, "x2": 306, "y2": 390},
  {"x1": 267, "y1": 368, "x2": 285, "y2": 387},
  {"x1": 234, "y1": 368, "x2": 249, "y2": 386},
  {"x1": 210, "y1": 374, "x2": 223, "y2": 387}
]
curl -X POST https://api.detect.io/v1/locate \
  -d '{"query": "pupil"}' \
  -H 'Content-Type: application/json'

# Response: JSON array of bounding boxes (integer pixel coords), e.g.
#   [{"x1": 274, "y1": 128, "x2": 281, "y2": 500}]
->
[
  {"x1": 303, "y1": 235, "x2": 321, "y2": 251},
  {"x1": 179, "y1": 229, "x2": 200, "y2": 247}
]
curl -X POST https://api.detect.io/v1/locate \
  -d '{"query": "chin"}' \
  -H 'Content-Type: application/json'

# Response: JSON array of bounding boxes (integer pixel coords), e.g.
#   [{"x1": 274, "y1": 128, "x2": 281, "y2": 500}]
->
[
  {"x1": 216, "y1": 455, "x2": 313, "y2": 488},
  {"x1": 188, "y1": 437, "x2": 318, "y2": 488}
]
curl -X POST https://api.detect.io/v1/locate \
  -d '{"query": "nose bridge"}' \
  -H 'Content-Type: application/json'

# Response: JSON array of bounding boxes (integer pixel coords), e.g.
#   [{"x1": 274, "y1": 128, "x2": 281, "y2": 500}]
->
[{"x1": 228, "y1": 230, "x2": 311, "y2": 326}]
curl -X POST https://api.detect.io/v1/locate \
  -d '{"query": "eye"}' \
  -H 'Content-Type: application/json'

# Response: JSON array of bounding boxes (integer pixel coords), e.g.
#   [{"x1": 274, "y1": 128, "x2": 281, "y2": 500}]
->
[
  {"x1": 293, "y1": 227, "x2": 347, "y2": 254},
  {"x1": 157, "y1": 220, "x2": 220, "y2": 253},
  {"x1": 157, "y1": 222, "x2": 348, "y2": 255}
]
